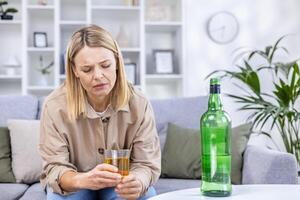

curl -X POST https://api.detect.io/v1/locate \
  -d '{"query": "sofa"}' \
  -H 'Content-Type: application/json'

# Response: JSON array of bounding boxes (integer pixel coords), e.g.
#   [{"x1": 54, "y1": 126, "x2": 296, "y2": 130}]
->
[{"x1": 0, "y1": 95, "x2": 298, "y2": 200}]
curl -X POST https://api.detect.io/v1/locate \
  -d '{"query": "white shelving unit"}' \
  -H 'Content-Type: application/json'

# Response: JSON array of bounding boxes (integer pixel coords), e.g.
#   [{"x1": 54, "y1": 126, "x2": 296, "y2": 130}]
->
[
  {"x1": 0, "y1": 0, "x2": 22, "y2": 95},
  {"x1": 0, "y1": 0, "x2": 185, "y2": 99}
]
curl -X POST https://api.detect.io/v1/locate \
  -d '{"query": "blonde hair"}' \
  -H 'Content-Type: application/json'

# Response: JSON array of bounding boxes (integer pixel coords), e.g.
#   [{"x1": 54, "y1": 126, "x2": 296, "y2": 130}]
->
[{"x1": 65, "y1": 25, "x2": 132, "y2": 120}]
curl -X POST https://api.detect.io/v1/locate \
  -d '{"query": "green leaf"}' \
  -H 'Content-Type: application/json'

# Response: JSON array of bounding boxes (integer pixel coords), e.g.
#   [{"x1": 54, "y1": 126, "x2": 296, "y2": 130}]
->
[
  {"x1": 4, "y1": 8, "x2": 18, "y2": 14},
  {"x1": 269, "y1": 35, "x2": 287, "y2": 62},
  {"x1": 248, "y1": 50, "x2": 268, "y2": 61}
]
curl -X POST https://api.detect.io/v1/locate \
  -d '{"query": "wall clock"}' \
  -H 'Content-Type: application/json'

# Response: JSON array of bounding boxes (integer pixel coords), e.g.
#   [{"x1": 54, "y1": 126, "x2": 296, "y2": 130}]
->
[{"x1": 206, "y1": 11, "x2": 239, "y2": 44}]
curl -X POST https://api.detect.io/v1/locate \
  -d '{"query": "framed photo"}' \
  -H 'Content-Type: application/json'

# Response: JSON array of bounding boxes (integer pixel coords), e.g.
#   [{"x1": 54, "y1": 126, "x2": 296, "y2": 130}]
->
[
  {"x1": 124, "y1": 63, "x2": 137, "y2": 85},
  {"x1": 153, "y1": 49, "x2": 174, "y2": 73},
  {"x1": 33, "y1": 32, "x2": 48, "y2": 48}
]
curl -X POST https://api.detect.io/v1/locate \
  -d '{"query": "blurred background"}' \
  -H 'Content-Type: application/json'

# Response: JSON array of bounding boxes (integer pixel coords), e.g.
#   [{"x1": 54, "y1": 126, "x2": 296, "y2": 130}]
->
[{"x1": 0, "y1": 0, "x2": 299, "y2": 132}]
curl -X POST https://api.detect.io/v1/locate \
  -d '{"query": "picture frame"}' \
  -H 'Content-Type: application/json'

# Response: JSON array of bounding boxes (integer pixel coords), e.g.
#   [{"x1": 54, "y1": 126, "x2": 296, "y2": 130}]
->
[
  {"x1": 33, "y1": 32, "x2": 48, "y2": 48},
  {"x1": 124, "y1": 63, "x2": 137, "y2": 85},
  {"x1": 153, "y1": 49, "x2": 174, "y2": 74}
]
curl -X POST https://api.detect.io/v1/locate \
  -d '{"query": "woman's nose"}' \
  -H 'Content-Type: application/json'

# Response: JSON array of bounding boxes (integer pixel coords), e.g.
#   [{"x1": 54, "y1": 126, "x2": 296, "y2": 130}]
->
[{"x1": 94, "y1": 67, "x2": 104, "y2": 79}]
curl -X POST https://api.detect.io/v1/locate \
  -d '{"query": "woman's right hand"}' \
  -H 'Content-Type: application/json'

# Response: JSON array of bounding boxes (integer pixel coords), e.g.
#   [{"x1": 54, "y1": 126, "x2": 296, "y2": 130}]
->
[{"x1": 78, "y1": 163, "x2": 122, "y2": 190}]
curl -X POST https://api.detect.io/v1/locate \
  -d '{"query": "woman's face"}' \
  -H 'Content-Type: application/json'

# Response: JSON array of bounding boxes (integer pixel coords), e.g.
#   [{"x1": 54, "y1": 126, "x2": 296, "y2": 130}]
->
[{"x1": 73, "y1": 46, "x2": 117, "y2": 100}]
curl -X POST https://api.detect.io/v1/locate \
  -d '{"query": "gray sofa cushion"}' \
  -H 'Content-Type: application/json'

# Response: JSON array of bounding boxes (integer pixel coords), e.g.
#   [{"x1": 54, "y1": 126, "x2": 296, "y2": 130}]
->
[
  {"x1": 242, "y1": 145, "x2": 299, "y2": 184},
  {"x1": 150, "y1": 96, "x2": 208, "y2": 147},
  {"x1": 0, "y1": 95, "x2": 39, "y2": 126},
  {"x1": 154, "y1": 178, "x2": 200, "y2": 194},
  {"x1": 0, "y1": 183, "x2": 29, "y2": 200},
  {"x1": 0, "y1": 127, "x2": 15, "y2": 183},
  {"x1": 19, "y1": 183, "x2": 46, "y2": 200}
]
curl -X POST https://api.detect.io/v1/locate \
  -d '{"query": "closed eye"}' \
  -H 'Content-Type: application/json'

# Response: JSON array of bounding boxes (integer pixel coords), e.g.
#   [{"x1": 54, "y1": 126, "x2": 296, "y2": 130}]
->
[
  {"x1": 102, "y1": 64, "x2": 111, "y2": 68},
  {"x1": 82, "y1": 67, "x2": 92, "y2": 73}
]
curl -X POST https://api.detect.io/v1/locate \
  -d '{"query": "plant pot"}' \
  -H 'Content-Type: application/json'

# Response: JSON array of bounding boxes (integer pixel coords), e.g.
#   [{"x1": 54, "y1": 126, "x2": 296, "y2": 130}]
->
[
  {"x1": 1, "y1": 15, "x2": 13, "y2": 20},
  {"x1": 38, "y1": 74, "x2": 49, "y2": 86}
]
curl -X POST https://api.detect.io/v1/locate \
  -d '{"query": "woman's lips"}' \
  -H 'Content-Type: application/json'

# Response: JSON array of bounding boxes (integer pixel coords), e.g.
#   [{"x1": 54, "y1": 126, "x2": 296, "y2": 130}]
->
[{"x1": 93, "y1": 83, "x2": 108, "y2": 89}]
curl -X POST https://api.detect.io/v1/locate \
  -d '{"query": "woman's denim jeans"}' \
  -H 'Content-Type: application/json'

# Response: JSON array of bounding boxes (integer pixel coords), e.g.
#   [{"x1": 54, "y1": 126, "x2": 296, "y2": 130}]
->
[{"x1": 47, "y1": 186, "x2": 157, "y2": 200}]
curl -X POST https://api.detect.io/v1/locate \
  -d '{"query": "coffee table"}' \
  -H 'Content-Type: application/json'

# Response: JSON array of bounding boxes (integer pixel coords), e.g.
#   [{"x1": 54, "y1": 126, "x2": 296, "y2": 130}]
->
[{"x1": 149, "y1": 185, "x2": 300, "y2": 200}]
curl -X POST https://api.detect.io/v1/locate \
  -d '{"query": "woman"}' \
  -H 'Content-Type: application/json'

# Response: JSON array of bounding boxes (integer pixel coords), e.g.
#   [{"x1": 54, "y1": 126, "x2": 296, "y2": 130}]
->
[{"x1": 39, "y1": 25, "x2": 161, "y2": 200}]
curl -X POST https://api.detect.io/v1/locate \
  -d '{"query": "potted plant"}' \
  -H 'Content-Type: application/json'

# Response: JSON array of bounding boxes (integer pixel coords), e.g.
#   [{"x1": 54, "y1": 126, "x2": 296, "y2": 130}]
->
[
  {"x1": 36, "y1": 55, "x2": 54, "y2": 86},
  {"x1": 208, "y1": 36, "x2": 300, "y2": 164},
  {"x1": 0, "y1": 0, "x2": 18, "y2": 20}
]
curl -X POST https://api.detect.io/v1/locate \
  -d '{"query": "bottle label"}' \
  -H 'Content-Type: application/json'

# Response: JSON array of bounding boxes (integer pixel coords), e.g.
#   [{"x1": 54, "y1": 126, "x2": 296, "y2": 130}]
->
[{"x1": 210, "y1": 85, "x2": 220, "y2": 94}]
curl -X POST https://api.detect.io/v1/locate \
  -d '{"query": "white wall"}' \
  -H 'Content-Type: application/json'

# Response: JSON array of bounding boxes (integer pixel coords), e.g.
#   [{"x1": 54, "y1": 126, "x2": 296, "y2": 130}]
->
[
  {"x1": 184, "y1": 0, "x2": 300, "y2": 148},
  {"x1": 185, "y1": 0, "x2": 300, "y2": 124}
]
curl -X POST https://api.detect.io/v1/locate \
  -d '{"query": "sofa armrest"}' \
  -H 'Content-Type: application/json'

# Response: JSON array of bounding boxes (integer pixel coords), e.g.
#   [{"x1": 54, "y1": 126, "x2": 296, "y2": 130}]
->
[{"x1": 242, "y1": 145, "x2": 298, "y2": 184}]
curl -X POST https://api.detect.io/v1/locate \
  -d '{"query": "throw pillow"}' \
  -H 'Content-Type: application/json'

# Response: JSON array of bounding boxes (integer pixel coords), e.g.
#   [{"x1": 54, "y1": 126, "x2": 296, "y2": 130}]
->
[
  {"x1": 7, "y1": 120, "x2": 42, "y2": 184},
  {"x1": 231, "y1": 122, "x2": 252, "y2": 184},
  {"x1": 0, "y1": 127, "x2": 16, "y2": 183},
  {"x1": 161, "y1": 122, "x2": 251, "y2": 184},
  {"x1": 161, "y1": 123, "x2": 201, "y2": 179}
]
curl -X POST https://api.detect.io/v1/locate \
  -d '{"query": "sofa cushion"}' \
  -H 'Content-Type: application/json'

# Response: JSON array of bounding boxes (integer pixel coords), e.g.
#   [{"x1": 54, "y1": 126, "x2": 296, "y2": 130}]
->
[
  {"x1": 8, "y1": 120, "x2": 42, "y2": 184},
  {"x1": 0, "y1": 95, "x2": 39, "y2": 126},
  {"x1": 0, "y1": 183, "x2": 29, "y2": 200},
  {"x1": 150, "y1": 96, "x2": 208, "y2": 150},
  {"x1": 154, "y1": 178, "x2": 200, "y2": 194},
  {"x1": 0, "y1": 127, "x2": 16, "y2": 183},
  {"x1": 161, "y1": 123, "x2": 201, "y2": 179},
  {"x1": 160, "y1": 123, "x2": 251, "y2": 184},
  {"x1": 19, "y1": 182, "x2": 46, "y2": 200},
  {"x1": 231, "y1": 122, "x2": 252, "y2": 184},
  {"x1": 150, "y1": 96, "x2": 208, "y2": 133}
]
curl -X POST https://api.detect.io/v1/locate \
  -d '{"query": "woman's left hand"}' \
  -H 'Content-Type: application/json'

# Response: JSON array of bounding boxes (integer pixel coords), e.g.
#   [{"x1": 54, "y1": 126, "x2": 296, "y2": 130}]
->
[{"x1": 115, "y1": 174, "x2": 142, "y2": 200}]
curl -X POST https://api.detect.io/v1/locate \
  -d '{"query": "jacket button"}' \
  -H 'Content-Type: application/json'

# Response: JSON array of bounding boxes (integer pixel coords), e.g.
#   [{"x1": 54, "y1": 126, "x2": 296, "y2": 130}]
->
[{"x1": 98, "y1": 148, "x2": 104, "y2": 154}]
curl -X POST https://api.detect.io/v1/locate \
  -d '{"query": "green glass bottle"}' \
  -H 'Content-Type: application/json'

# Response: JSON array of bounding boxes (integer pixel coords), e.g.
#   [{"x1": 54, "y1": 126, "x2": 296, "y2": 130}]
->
[{"x1": 200, "y1": 78, "x2": 232, "y2": 197}]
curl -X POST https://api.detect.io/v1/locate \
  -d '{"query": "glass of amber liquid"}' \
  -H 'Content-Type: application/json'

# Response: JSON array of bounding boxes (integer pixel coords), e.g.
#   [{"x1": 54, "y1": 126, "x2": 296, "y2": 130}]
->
[{"x1": 104, "y1": 149, "x2": 130, "y2": 176}]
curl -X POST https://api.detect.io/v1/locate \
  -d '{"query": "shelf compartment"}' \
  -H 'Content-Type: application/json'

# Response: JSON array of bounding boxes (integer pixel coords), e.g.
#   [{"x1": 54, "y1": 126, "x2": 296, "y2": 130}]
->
[
  {"x1": 0, "y1": 25, "x2": 22, "y2": 77},
  {"x1": 60, "y1": 0, "x2": 86, "y2": 21},
  {"x1": 27, "y1": 52, "x2": 55, "y2": 87},
  {"x1": 145, "y1": 0, "x2": 182, "y2": 22},
  {"x1": 122, "y1": 51, "x2": 141, "y2": 85},
  {"x1": 92, "y1": 9, "x2": 140, "y2": 48},
  {"x1": 145, "y1": 28, "x2": 183, "y2": 75},
  {"x1": 27, "y1": 9, "x2": 54, "y2": 48},
  {"x1": 3, "y1": 0, "x2": 22, "y2": 21}
]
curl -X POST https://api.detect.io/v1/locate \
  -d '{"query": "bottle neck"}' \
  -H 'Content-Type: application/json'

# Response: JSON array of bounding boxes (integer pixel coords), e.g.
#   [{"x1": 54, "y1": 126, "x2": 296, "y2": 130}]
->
[{"x1": 208, "y1": 85, "x2": 222, "y2": 111}]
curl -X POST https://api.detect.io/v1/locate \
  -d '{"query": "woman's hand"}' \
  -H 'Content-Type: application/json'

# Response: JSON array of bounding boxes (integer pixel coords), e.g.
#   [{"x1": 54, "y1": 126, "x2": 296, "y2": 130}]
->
[
  {"x1": 79, "y1": 163, "x2": 122, "y2": 190},
  {"x1": 115, "y1": 174, "x2": 143, "y2": 200}
]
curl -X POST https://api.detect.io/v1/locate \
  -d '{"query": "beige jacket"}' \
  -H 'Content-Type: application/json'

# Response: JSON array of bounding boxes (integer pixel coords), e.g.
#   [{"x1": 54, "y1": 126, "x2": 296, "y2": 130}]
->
[{"x1": 38, "y1": 84, "x2": 161, "y2": 195}]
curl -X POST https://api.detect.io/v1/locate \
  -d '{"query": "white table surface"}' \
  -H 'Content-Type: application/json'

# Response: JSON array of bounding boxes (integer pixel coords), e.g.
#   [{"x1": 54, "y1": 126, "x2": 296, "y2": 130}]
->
[{"x1": 149, "y1": 185, "x2": 300, "y2": 200}]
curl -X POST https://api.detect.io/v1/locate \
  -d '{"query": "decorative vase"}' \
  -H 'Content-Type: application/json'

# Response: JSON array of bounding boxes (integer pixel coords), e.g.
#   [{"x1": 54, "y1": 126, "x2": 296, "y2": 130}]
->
[
  {"x1": 37, "y1": 0, "x2": 47, "y2": 6},
  {"x1": 38, "y1": 74, "x2": 49, "y2": 86},
  {"x1": 1, "y1": 15, "x2": 13, "y2": 20},
  {"x1": 116, "y1": 25, "x2": 130, "y2": 47}
]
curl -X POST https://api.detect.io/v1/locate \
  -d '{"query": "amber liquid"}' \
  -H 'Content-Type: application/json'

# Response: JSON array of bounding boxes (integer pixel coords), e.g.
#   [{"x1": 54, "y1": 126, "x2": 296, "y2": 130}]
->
[{"x1": 104, "y1": 157, "x2": 129, "y2": 176}]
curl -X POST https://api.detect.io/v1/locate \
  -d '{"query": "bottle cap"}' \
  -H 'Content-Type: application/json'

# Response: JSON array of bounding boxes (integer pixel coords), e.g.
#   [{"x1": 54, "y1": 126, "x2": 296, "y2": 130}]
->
[{"x1": 210, "y1": 77, "x2": 220, "y2": 85}]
